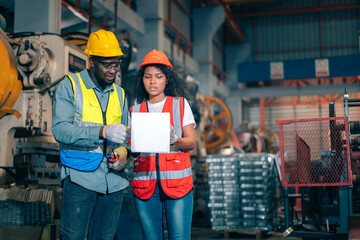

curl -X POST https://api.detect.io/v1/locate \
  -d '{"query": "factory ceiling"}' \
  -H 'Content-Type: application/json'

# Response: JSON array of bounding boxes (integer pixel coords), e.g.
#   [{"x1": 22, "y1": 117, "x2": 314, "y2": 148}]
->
[{"x1": 0, "y1": 0, "x2": 359, "y2": 43}]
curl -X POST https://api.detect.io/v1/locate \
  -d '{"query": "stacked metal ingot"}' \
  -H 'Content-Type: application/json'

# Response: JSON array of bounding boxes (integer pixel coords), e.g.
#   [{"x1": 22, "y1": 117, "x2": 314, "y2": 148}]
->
[
  {"x1": 238, "y1": 154, "x2": 276, "y2": 231},
  {"x1": 206, "y1": 153, "x2": 276, "y2": 231},
  {"x1": 207, "y1": 155, "x2": 240, "y2": 231},
  {"x1": 0, "y1": 187, "x2": 53, "y2": 226}
]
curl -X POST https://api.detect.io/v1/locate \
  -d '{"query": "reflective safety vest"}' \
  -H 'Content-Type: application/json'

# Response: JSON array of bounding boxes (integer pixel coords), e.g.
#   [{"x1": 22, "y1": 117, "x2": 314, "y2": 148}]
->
[
  {"x1": 59, "y1": 72, "x2": 125, "y2": 171},
  {"x1": 130, "y1": 96, "x2": 193, "y2": 199}
]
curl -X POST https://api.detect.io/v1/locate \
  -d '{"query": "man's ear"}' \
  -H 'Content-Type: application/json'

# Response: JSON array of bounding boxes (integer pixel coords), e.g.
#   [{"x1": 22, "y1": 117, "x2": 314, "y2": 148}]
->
[{"x1": 89, "y1": 58, "x2": 95, "y2": 68}]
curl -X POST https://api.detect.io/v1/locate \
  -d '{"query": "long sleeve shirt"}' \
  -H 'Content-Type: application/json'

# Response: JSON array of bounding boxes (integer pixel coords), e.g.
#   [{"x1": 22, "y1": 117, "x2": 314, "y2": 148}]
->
[{"x1": 52, "y1": 69, "x2": 129, "y2": 194}]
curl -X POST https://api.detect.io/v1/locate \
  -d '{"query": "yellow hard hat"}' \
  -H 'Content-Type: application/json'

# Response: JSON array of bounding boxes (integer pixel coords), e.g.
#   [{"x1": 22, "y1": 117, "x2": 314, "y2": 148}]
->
[{"x1": 84, "y1": 29, "x2": 123, "y2": 57}]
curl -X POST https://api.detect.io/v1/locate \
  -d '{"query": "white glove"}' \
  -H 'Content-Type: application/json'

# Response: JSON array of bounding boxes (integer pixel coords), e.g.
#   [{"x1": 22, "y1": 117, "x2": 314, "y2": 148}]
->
[
  {"x1": 103, "y1": 124, "x2": 130, "y2": 144},
  {"x1": 108, "y1": 147, "x2": 128, "y2": 171},
  {"x1": 170, "y1": 125, "x2": 179, "y2": 144}
]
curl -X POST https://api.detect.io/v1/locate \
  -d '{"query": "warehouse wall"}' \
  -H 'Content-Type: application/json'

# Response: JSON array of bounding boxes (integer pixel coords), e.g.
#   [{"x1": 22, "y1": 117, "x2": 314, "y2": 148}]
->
[
  {"x1": 235, "y1": 0, "x2": 360, "y2": 131},
  {"x1": 248, "y1": 94, "x2": 360, "y2": 135},
  {"x1": 238, "y1": 0, "x2": 360, "y2": 62}
]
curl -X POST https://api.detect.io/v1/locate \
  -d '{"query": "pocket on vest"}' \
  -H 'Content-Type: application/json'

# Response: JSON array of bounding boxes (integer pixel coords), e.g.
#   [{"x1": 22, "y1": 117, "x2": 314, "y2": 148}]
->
[
  {"x1": 131, "y1": 157, "x2": 151, "y2": 189},
  {"x1": 83, "y1": 101, "x2": 103, "y2": 123},
  {"x1": 110, "y1": 114, "x2": 121, "y2": 124},
  {"x1": 130, "y1": 179, "x2": 150, "y2": 189},
  {"x1": 165, "y1": 153, "x2": 189, "y2": 188},
  {"x1": 165, "y1": 153, "x2": 186, "y2": 171},
  {"x1": 133, "y1": 157, "x2": 150, "y2": 171},
  {"x1": 165, "y1": 177, "x2": 190, "y2": 188}
]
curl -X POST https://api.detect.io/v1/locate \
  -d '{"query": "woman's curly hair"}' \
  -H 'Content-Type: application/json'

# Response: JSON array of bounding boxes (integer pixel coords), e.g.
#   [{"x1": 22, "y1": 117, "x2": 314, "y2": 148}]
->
[{"x1": 136, "y1": 64, "x2": 190, "y2": 103}]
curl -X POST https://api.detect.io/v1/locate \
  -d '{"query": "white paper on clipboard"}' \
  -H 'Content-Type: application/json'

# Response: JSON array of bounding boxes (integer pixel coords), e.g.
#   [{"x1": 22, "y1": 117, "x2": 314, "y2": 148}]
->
[{"x1": 131, "y1": 112, "x2": 170, "y2": 153}]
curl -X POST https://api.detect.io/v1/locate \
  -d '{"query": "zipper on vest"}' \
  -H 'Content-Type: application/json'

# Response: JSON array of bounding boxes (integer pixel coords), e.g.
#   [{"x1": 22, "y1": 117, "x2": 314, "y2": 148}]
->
[
  {"x1": 156, "y1": 153, "x2": 161, "y2": 187},
  {"x1": 98, "y1": 90, "x2": 108, "y2": 159}
]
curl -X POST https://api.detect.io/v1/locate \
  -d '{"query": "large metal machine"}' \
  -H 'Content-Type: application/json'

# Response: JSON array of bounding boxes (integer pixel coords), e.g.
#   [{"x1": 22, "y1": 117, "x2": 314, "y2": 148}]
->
[
  {"x1": 0, "y1": 30, "x2": 88, "y2": 185},
  {"x1": 276, "y1": 90, "x2": 360, "y2": 239}
]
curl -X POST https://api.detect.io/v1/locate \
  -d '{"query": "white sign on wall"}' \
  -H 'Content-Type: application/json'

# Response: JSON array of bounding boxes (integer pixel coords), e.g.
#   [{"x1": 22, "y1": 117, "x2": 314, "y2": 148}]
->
[
  {"x1": 270, "y1": 62, "x2": 284, "y2": 80},
  {"x1": 315, "y1": 59, "x2": 329, "y2": 77}
]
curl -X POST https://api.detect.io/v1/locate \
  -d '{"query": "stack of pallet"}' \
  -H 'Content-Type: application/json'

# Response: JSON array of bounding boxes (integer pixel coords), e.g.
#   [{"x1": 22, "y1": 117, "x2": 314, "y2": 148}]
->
[{"x1": 206, "y1": 153, "x2": 277, "y2": 232}]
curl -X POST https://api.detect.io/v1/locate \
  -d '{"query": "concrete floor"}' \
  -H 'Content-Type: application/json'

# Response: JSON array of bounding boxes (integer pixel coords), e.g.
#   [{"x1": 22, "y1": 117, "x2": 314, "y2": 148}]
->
[{"x1": 191, "y1": 227, "x2": 302, "y2": 240}]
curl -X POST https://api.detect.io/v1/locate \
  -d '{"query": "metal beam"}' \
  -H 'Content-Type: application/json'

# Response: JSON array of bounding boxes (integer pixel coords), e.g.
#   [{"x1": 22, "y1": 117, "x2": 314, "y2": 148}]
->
[
  {"x1": 237, "y1": 84, "x2": 360, "y2": 98},
  {"x1": 204, "y1": 0, "x2": 245, "y2": 42},
  {"x1": 222, "y1": 0, "x2": 278, "y2": 5},
  {"x1": 234, "y1": 4, "x2": 360, "y2": 18},
  {"x1": 61, "y1": 0, "x2": 105, "y2": 29}
]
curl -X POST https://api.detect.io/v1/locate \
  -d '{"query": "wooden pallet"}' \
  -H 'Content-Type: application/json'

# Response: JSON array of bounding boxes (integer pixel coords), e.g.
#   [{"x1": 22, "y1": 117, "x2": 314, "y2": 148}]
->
[{"x1": 224, "y1": 229, "x2": 267, "y2": 239}]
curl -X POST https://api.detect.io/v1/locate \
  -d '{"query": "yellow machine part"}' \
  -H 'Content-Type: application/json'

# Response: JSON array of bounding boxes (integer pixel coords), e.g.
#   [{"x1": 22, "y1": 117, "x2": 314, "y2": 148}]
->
[
  {"x1": 203, "y1": 96, "x2": 232, "y2": 152},
  {"x1": 0, "y1": 33, "x2": 22, "y2": 119}
]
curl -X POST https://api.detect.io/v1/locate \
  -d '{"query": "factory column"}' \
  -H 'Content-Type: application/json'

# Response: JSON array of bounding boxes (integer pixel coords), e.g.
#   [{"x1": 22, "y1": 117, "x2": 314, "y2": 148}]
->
[
  {"x1": 225, "y1": 44, "x2": 251, "y2": 127},
  {"x1": 136, "y1": 0, "x2": 166, "y2": 68},
  {"x1": 14, "y1": 0, "x2": 61, "y2": 33},
  {"x1": 193, "y1": 6, "x2": 224, "y2": 96}
]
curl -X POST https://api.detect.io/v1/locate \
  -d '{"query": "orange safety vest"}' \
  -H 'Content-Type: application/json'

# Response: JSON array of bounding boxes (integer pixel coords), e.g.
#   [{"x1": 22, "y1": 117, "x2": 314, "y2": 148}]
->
[{"x1": 130, "y1": 96, "x2": 193, "y2": 199}]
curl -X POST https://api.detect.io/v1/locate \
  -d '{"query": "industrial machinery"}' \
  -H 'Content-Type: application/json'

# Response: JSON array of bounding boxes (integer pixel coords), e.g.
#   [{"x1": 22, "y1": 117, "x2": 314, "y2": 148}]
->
[
  {"x1": 0, "y1": 30, "x2": 88, "y2": 185},
  {"x1": 198, "y1": 94, "x2": 279, "y2": 155},
  {"x1": 276, "y1": 90, "x2": 360, "y2": 239}
]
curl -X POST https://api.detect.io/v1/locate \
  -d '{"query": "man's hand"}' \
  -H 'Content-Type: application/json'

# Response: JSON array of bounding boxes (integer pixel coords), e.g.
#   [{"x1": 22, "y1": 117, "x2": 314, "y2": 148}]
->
[
  {"x1": 108, "y1": 146, "x2": 128, "y2": 171},
  {"x1": 170, "y1": 125, "x2": 179, "y2": 144},
  {"x1": 103, "y1": 124, "x2": 130, "y2": 143}
]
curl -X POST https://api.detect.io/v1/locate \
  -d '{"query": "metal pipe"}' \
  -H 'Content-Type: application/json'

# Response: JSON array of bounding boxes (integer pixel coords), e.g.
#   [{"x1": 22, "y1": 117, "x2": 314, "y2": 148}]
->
[
  {"x1": 114, "y1": 0, "x2": 118, "y2": 31},
  {"x1": 237, "y1": 83, "x2": 360, "y2": 98},
  {"x1": 349, "y1": 103, "x2": 360, "y2": 107},
  {"x1": 260, "y1": 97, "x2": 265, "y2": 129},
  {"x1": 234, "y1": 4, "x2": 360, "y2": 18},
  {"x1": 87, "y1": 0, "x2": 92, "y2": 34},
  {"x1": 284, "y1": 187, "x2": 290, "y2": 229}
]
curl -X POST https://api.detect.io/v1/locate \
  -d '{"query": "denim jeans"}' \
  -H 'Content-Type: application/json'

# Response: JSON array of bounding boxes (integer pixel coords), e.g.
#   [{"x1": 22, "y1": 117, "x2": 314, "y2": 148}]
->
[
  {"x1": 59, "y1": 177, "x2": 124, "y2": 240},
  {"x1": 134, "y1": 185, "x2": 193, "y2": 240}
]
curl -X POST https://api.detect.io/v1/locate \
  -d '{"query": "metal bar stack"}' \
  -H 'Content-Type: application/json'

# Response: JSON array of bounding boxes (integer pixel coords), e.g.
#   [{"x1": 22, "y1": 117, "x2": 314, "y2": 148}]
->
[
  {"x1": 207, "y1": 154, "x2": 240, "y2": 231},
  {"x1": 0, "y1": 187, "x2": 53, "y2": 226},
  {"x1": 206, "y1": 153, "x2": 277, "y2": 231},
  {"x1": 238, "y1": 154, "x2": 276, "y2": 231}
]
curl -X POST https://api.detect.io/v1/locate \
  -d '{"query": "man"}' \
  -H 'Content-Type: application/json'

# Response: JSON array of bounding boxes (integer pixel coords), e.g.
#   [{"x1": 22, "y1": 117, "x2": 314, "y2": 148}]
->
[{"x1": 52, "y1": 29, "x2": 131, "y2": 240}]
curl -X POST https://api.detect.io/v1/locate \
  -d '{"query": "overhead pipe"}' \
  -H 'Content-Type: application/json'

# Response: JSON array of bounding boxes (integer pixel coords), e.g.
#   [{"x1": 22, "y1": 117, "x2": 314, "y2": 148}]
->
[
  {"x1": 168, "y1": 0, "x2": 172, "y2": 23},
  {"x1": 87, "y1": 0, "x2": 92, "y2": 34},
  {"x1": 114, "y1": 0, "x2": 118, "y2": 31},
  {"x1": 237, "y1": 83, "x2": 360, "y2": 98},
  {"x1": 234, "y1": 4, "x2": 360, "y2": 18}
]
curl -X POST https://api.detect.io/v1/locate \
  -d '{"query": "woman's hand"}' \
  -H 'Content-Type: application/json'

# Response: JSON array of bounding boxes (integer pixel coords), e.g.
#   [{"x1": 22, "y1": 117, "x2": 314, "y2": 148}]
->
[{"x1": 172, "y1": 124, "x2": 195, "y2": 151}]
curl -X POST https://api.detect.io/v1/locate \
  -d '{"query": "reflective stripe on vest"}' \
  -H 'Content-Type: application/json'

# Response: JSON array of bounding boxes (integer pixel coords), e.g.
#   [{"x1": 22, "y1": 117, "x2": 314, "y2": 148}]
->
[
  {"x1": 132, "y1": 171, "x2": 157, "y2": 181},
  {"x1": 159, "y1": 167, "x2": 192, "y2": 179},
  {"x1": 60, "y1": 73, "x2": 125, "y2": 171},
  {"x1": 130, "y1": 96, "x2": 193, "y2": 199}
]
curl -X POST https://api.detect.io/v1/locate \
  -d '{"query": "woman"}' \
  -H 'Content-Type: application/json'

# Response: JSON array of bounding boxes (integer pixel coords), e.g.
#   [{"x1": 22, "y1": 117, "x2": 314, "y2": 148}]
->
[{"x1": 130, "y1": 49, "x2": 196, "y2": 240}]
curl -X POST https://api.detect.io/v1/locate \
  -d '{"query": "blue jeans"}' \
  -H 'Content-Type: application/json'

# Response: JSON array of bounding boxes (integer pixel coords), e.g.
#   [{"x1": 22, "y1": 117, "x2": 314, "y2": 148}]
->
[
  {"x1": 59, "y1": 177, "x2": 124, "y2": 240},
  {"x1": 134, "y1": 185, "x2": 193, "y2": 240}
]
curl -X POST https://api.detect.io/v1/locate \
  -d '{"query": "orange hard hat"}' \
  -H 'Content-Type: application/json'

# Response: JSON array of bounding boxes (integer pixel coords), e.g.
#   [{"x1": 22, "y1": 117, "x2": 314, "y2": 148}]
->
[{"x1": 139, "y1": 49, "x2": 173, "y2": 69}]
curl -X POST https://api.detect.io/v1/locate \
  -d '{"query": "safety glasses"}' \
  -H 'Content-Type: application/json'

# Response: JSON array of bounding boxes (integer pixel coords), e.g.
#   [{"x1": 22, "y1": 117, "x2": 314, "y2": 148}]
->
[{"x1": 94, "y1": 58, "x2": 122, "y2": 70}]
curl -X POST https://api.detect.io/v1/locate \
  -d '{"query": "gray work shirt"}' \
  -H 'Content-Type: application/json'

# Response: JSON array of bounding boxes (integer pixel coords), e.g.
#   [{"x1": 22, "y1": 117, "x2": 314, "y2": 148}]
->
[{"x1": 52, "y1": 69, "x2": 129, "y2": 194}]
